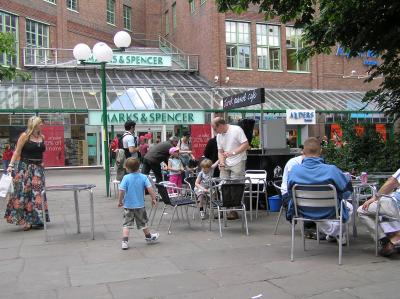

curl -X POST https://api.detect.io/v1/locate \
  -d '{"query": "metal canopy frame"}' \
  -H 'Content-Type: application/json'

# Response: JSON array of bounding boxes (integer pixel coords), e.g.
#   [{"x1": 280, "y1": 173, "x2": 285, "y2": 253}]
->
[{"x1": 0, "y1": 68, "x2": 383, "y2": 115}]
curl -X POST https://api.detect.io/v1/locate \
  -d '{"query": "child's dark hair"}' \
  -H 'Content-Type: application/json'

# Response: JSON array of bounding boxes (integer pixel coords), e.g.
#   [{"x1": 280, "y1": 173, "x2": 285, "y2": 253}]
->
[
  {"x1": 200, "y1": 158, "x2": 213, "y2": 168},
  {"x1": 125, "y1": 158, "x2": 140, "y2": 172}
]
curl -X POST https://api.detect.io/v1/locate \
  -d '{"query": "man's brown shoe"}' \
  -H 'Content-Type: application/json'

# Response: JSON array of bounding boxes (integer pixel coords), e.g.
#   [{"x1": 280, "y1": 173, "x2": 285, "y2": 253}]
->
[{"x1": 379, "y1": 241, "x2": 396, "y2": 257}]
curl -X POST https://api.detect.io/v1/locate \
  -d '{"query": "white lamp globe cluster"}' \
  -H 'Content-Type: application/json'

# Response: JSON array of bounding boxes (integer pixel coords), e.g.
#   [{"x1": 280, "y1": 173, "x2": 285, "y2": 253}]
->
[{"x1": 73, "y1": 31, "x2": 131, "y2": 63}]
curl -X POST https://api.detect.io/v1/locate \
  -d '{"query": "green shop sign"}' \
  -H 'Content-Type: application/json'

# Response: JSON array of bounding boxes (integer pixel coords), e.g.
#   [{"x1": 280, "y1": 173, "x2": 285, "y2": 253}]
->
[
  {"x1": 83, "y1": 53, "x2": 172, "y2": 67},
  {"x1": 88, "y1": 110, "x2": 205, "y2": 125}
]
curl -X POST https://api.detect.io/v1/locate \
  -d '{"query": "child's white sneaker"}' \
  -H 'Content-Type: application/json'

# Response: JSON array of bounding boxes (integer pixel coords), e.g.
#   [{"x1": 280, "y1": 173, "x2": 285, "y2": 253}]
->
[
  {"x1": 121, "y1": 240, "x2": 129, "y2": 250},
  {"x1": 200, "y1": 211, "x2": 206, "y2": 220},
  {"x1": 145, "y1": 232, "x2": 159, "y2": 243}
]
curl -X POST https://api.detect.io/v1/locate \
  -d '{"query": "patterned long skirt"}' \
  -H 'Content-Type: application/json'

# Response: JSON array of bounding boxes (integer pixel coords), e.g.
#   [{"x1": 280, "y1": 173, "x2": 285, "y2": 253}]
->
[{"x1": 4, "y1": 161, "x2": 50, "y2": 226}]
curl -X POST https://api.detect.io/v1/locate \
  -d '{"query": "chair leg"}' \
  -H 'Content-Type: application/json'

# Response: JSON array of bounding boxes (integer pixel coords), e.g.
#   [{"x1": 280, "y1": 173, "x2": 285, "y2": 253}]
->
[
  {"x1": 316, "y1": 222, "x2": 320, "y2": 244},
  {"x1": 218, "y1": 207, "x2": 222, "y2": 238},
  {"x1": 185, "y1": 205, "x2": 191, "y2": 228},
  {"x1": 224, "y1": 210, "x2": 227, "y2": 227},
  {"x1": 346, "y1": 222, "x2": 350, "y2": 248},
  {"x1": 167, "y1": 206, "x2": 177, "y2": 235},
  {"x1": 156, "y1": 204, "x2": 167, "y2": 230},
  {"x1": 243, "y1": 204, "x2": 249, "y2": 236},
  {"x1": 291, "y1": 218, "x2": 295, "y2": 262},
  {"x1": 150, "y1": 202, "x2": 159, "y2": 226},
  {"x1": 256, "y1": 188, "x2": 259, "y2": 219},
  {"x1": 273, "y1": 205, "x2": 284, "y2": 235},
  {"x1": 339, "y1": 221, "x2": 343, "y2": 265},
  {"x1": 300, "y1": 221, "x2": 306, "y2": 251}
]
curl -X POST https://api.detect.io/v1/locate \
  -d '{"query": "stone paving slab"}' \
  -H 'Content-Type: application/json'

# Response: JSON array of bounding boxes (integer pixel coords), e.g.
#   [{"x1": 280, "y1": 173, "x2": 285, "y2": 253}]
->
[{"x1": 0, "y1": 169, "x2": 400, "y2": 299}]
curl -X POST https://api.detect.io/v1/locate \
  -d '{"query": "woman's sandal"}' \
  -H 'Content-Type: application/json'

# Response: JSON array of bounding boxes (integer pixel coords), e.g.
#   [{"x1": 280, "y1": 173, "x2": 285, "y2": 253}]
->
[{"x1": 379, "y1": 240, "x2": 396, "y2": 257}]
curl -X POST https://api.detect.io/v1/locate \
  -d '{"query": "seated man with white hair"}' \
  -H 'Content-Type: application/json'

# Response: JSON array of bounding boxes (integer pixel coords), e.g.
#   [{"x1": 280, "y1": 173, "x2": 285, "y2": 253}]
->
[{"x1": 287, "y1": 137, "x2": 353, "y2": 244}]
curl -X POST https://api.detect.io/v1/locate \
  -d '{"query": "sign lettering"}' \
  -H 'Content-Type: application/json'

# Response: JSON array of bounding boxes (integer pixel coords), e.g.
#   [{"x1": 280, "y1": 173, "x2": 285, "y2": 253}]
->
[
  {"x1": 88, "y1": 110, "x2": 204, "y2": 125},
  {"x1": 223, "y1": 88, "x2": 265, "y2": 110},
  {"x1": 286, "y1": 109, "x2": 316, "y2": 125},
  {"x1": 82, "y1": 53, "x2": 172, "y2": 67}
]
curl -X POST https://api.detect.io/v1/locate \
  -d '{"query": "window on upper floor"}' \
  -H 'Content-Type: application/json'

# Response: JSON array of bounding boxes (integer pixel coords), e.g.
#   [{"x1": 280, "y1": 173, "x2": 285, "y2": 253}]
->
[
  {"x1": 172, "y1": 2, "x2": 177, "y2": 30},
  {"x1": 286, "y1": 27, "x2": 309, "y2": 72},
  {"x1": 107, "y1": 0, "x2": 116, "y2": 25},
  {"x1": 256, "y1": 24, "x2": 281, "y2": 71},
  {"x1": 67, "y1": 0, "x2": 78, "y2": 11},
  {"x1": 123, "y1": 5, "x2": 131, "y2": 30},
  {"x1": 44, "y1": 0, "x2": 56, "y2": 4},
  {"x1": 189, "y1": 0, "x2": 195, "y2": 14},
  {"x1": 25, "y1": 19, "x2": 49, "y2": 65},
  {"x1": 225, "y1": 21, "x2": 251, "y2": 69},
  {"x1": 165, "y1": 10, "x2": 169, "y2": 35},
  {"x1": 0, "y1": 11, "x2": 19, "y2": 67}
]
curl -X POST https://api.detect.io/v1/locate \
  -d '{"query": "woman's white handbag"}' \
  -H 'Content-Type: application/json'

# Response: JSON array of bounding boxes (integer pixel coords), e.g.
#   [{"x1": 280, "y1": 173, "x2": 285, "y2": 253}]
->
[{"x1": 0, "y1": 174, "x2": 13, "y2": 198}]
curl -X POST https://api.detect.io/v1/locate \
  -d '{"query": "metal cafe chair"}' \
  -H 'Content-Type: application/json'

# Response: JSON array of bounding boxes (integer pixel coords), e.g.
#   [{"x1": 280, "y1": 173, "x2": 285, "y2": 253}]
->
[
  {"x1": 272, "y1": 179, "x2": 286, "y2": 235},
  {"x1": 291, "y1": 184, "x2": 350, "y2": 265},
  {"x1": 155, "y1": 183, "x2": 196, "y2": 234},
  {"x1": 213, "y1": 179, "x2": 249, "y2": 237},
  {"x1": 245, "y1": 170, "x2": 268, "y2": 220}
]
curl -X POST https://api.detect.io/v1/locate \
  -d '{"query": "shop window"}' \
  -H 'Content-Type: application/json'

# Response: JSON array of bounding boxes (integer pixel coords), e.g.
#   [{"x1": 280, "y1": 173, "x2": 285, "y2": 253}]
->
[
  {"x1": 107, "y1": 0, "x2": 116, "y2": 25},
  {"x1": 25, "y1": 19, "x2": 49, "y2": 65},
  {"x1": 0, "y1": 11, "x2": 19, "y2": 67},
  {"x1": 286, "y1": 27, "x2": 309, "y2": 72},
  {"x1": 256, "y1": 24, "x2": 281, "y2": 70},
  {"x1": 225, "y1": 21, "x2": 251, "y2": 69},
  {"x1": 123, "y1": 5, "x2": 131, "y2": 30},
  {"x1": 189, "y1": 0, "x2": 195, "y2": 14},
  {"x1": 165, "y1": 10, "x2": 169, "y2": 35},
  {"x1": 172, "y1": 2, "x2": 177, "y2": 31},
  {"x1": 67, "y1": 0, "x2": 78, "y2": 11}
]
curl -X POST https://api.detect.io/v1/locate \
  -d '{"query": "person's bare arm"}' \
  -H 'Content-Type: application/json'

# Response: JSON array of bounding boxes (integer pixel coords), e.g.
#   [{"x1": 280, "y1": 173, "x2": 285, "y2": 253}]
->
[
  {"x1": 147, "y1": 187, "x2": 157, "y2": 207},
  {"x1": 7, "y1": 133, "x2": 27, "y2": 173},
  {"x1": 362, "y1": 176, "x2": 399, "y2": 210}
]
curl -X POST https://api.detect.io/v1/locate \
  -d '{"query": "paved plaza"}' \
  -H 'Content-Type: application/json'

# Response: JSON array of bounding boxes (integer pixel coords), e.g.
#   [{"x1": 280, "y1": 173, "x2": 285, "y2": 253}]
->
[{"x1": 0, "y1": 169, "x2": 399, "y2": 299}]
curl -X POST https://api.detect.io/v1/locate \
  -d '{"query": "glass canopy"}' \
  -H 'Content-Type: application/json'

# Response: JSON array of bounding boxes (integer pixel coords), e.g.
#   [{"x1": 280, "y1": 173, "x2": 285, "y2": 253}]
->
[{"x1": 0, "y1": 68, "x2": 379, "y2": 113}]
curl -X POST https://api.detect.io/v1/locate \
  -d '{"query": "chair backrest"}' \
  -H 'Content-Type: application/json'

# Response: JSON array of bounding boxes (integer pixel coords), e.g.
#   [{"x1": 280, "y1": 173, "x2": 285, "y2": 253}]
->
[
  {"x1": 220, "y1": 181, "x2": 246, "y2": 208},
  {"x1": 155, "y1": 183, "x2": 172, "y2": 205},
  {"x1": 245, "y1": 170, "x2": 267, "y2": 185},
  {"x1": 184, "y1": 176, "x2": 197, "y2": 191},
  {"x1": 292, "y1": 184, "x2": 339, "y2": 219}
]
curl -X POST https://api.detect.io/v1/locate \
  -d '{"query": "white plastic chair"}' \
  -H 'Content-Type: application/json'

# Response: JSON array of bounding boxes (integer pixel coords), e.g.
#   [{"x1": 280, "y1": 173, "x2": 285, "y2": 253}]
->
[
  {"x1": 109, "y1": 167, "x2": 120, "y2": 199},
  {"x1": 245, "y1": 170, "x2": 267, "y2": 220}
]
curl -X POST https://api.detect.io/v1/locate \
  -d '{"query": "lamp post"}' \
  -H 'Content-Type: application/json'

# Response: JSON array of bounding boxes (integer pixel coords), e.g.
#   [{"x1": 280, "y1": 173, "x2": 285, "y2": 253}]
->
[{"x1": 73, "y1": 31, "x2": 132, "y2": 197}]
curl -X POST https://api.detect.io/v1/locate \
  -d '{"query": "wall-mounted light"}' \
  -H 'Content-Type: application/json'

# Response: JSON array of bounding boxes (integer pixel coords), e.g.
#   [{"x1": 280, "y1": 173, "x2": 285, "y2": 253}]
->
[
  {"x1": 224, "y1": 76, "x2": 230, "y2": 83},
  {"x1": 214, "y1": 75, "x2": 219, "y2": 83},
  {"x1": 343, "y1": 70, "x2": 367, "y2": 79}
]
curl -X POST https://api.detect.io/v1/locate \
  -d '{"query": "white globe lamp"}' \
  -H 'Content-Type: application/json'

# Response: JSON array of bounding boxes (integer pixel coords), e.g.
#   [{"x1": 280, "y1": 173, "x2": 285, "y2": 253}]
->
[
  {"x1": 114, "y1": 31, "x2": 131, "y2": 50},
  {"x1": 92, "y1": 42, "x2": 113, "y2": 63},
  {"x1": 73, "y1": 43, "x2": 92, "y2": 62}
]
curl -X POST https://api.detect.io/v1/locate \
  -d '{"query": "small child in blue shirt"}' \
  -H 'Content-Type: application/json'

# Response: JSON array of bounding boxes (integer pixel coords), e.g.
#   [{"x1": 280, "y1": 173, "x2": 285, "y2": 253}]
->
[{"x1": 118, "y1": 157, "x2": 159, "y2": 250}]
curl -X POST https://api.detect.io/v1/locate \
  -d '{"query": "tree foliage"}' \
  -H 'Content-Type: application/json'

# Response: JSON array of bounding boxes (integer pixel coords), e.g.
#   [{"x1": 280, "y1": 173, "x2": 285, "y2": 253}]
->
[
  {"x1": 216, "y1": 0, "x2": 400, "y2": 118},
  {"x1": 322, "y1": 121, "x2": 400, "y2": 173},
  {"x1": 0, "y1": 32, "x2": 30, "y2": 81}
]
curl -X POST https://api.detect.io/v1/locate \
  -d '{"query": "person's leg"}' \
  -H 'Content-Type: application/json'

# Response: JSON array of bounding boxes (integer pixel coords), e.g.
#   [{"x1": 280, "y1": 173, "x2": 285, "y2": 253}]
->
[
  {"x1": 319, "y1": 201, "x2": 353, "y2": 239},
  {"x1": 229, "y1": 160, "x2": 246, "y2": 180},
  {"x1": 3, "y1": 160, "x2": 9, "y2": 174},
  {"x1": 135, "y1": 208, "x2": 159, "y2": 242},
  {"x1": 149, "y1": 161, "x2": 163, "y2": 183},
  {"x1": 357, "y1": 200, "x2": 385, "y2": 241},
  {"x1": 121, "y1": 209, "x2": 134, "y2": 250},
  {"x1": 141, "y1": 159, "x2": 151, "y2": 175}
]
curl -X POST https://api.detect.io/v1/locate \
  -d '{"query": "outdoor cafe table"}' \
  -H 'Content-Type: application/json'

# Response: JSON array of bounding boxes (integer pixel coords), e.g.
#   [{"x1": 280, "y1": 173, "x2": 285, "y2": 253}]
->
[
  {"x1": 41, "y1": 184, "x2": 96, "y2": 242},
  {"x1": 350, "y1": 181, "x2": 378, "y2": 238}
]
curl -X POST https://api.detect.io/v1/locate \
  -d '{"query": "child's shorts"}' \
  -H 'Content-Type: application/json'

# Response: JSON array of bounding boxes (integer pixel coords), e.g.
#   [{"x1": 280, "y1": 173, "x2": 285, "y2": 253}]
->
[{"x1": 123, "y1": 207, "x2": 148, "y2": 229}]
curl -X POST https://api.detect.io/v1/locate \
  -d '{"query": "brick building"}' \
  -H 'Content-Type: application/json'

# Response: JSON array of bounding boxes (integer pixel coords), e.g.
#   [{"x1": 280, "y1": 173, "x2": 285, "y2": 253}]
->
[
  {"x1": 0, "y1": 0, "x2": 391, "y2": 167},
  {"x1": 161, "y1": 0, "x2": 381, "y2": 91}
]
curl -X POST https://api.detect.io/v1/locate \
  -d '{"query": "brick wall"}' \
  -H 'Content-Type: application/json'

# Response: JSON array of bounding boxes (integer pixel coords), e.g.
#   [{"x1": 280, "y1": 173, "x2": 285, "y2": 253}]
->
[{"x1": 160, "y1": 0, "x2": 383, "y2": 91}]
